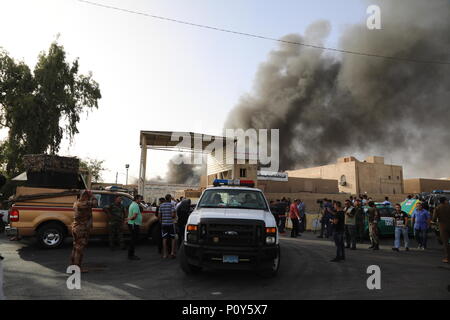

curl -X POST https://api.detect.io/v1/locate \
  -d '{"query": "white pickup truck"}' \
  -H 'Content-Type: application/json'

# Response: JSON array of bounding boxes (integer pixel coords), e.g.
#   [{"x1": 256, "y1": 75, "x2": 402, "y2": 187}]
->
[{"x1": 179, "y1": 179, "x2": 280, "y2": 277}]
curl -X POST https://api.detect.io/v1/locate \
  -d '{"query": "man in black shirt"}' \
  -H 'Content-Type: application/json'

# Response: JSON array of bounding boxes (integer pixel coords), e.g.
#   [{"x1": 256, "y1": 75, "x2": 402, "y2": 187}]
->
[
  {"x1": 331, "y1": 201, "x2": 345, "y2": 262},
  {"x1": 176, "y1": 198, "x2": 192, "y2": 248},
  {"x1": 392, "y1": 203, "x2": 410, "y2": 252},
  {"x1": 277, "y1": 199, "x2": 288, "y2": 234}
]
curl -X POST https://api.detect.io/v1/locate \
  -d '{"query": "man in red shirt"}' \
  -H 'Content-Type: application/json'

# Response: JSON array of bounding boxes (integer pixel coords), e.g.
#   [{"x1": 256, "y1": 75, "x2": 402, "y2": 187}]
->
[{"x1": 289, "y1": 199, "x2": 301, "y2": 238}]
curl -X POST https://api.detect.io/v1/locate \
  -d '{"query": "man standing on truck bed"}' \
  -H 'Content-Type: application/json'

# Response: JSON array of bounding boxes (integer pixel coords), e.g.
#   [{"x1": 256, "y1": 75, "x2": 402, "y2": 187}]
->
[
  {"x1": 104, "y1": 195, "x2": 126, "y2": 251},
  {"x1": 71, "y1": 190, "x2": 97, "y2": 272},
  {"x1": 126, "y1": 194, "x2": 142, "y2": 260}
]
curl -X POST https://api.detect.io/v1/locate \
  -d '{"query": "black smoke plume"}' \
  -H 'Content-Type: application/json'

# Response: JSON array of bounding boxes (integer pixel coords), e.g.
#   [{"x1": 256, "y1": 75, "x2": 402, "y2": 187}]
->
[
  {"x1": 165, "y1": 154, "x2": 203, "y2": 185},
  {"x1": 224, "y1": 0, "x2": 450, "y2": 178}
]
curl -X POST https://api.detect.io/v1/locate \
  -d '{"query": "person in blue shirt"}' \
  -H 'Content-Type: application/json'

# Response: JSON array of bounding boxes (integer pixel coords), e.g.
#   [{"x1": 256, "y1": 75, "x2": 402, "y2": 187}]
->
[{"x1": 411, "y1": 202, "x2": 431, "y2": 250}]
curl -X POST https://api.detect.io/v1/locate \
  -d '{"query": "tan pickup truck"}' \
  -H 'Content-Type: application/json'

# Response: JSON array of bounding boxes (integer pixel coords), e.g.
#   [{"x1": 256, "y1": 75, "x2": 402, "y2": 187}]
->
[{"x1": 8, "y1": 186, "x2": 159, "y2": 249}]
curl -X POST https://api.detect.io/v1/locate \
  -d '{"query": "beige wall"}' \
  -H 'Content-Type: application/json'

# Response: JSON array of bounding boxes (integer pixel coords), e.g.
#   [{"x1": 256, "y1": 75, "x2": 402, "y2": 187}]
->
[
  {"x1": 287, "y1": 161, "x2": 357, "y2": 193},
  {"x1": 258, "y1": 177, "x2": 338, "y2": 194},
  {"x1": 356, "y1": 162, "x2": 403, "y2": 194},
  {"x1": 404, "y1": 178, "x2": 450, "y2": 194},
  {"x1": 287, "y1": 156, "x2": 404, "y2": 195}
]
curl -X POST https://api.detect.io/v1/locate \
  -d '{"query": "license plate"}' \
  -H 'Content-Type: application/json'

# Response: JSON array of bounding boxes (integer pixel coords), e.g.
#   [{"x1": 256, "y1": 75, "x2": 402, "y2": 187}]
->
[
  {"x1": 223, "y1": 255, "x2": 239, "y2": 263},
  {"x1": 5, "y1": 226, "x2": 17, "y2": 237}
]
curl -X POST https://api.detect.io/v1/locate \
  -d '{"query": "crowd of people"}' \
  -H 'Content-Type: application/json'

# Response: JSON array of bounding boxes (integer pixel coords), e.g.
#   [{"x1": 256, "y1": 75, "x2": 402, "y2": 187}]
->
[
  {"x1": 70, "y1": 191, "x2": 192, "y2": 272},
  {"x1": 269, "y1": 194, "x2": 450, "y2": 264},
  {"x1": 68, "y1": 190, "x2": 449, "y2": 272}
]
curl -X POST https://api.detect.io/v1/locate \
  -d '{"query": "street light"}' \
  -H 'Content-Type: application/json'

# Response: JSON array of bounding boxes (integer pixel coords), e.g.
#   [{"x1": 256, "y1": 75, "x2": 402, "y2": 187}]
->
[{"x1": 125, "y1": 164, "x2": 130, "y2": 186}]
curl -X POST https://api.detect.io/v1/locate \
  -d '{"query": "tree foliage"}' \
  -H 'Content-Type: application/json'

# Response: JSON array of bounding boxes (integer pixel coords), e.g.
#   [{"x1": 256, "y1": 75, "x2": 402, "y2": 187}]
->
[
  {"x1": 80, "y1": 158, "x2": 105, "y2": 183},
  {"x1": 0, "y1": 42, "x2": 101, "y2": 177}
]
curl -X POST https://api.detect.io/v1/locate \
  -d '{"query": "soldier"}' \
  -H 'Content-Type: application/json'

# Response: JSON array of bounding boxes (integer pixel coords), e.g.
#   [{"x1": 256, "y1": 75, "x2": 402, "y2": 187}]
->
[
  {"x1": 354, "y1": 199, "x2": 366, "y2": 243},
  {"x1": 367, "y1": 201, "x2": 380, "y2": 250},
  {"x1": 104, "y1": 195, "x2": 126, "y2": 250},
  {"x1": 70, "y1": 190, "x2": 97, "y2": 272}
]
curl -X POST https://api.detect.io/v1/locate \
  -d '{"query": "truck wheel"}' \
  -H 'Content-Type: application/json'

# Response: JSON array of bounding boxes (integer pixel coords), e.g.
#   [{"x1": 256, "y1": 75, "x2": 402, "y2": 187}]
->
[
  {"x1": 258, "y1": 246, "x2": 281, "y2": 278},
  {"x1": 179, "y1": 243, "x2": 202, "y2": 275},
  {"x1": 37, "y1": 222, "x2": 65, "y2": 249}
]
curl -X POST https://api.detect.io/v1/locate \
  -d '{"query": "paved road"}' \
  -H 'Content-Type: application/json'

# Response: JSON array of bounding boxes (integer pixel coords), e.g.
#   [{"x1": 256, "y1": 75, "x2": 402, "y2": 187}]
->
[{"x1": 0, "y1": 231, "x2": 449, "y2": 299}]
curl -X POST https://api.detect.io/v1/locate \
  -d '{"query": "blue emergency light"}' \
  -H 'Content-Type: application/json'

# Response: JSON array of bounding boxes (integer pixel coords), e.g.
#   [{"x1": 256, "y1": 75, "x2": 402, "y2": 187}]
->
[{"x1": 213, "y1": 179, "x2": 255, "y2": 188}]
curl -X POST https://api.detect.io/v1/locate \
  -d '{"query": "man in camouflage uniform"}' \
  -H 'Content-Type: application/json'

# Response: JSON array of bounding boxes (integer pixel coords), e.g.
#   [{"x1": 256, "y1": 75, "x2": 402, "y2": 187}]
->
[
  {"x1": 354, "y1": 199, "x2": 366, "y2": 243},
  {"x1": 104, "y1": 195, "x2": 126, "y2": 250},
  {"x1": 367, "y1": 201, "x2": 380, "y2": 250},
  {"x1": 71, "y1": 190, "x2": 97, "y2": 272}
]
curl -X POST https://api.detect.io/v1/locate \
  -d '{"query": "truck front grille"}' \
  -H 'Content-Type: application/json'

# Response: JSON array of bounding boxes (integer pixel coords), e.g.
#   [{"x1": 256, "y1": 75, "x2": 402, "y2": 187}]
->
[{"x1": 199, "y1": 218, "x2": 265, "y2": 247}]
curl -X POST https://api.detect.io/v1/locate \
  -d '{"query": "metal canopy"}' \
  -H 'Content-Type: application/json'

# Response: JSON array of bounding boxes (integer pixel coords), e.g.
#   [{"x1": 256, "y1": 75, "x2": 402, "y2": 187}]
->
[
  {"x1": 139, "y1": 131, "x2": 234, "y2": 152},
  {"x1": 138, "y1": 131, "x2": 236, "y2": 195}
]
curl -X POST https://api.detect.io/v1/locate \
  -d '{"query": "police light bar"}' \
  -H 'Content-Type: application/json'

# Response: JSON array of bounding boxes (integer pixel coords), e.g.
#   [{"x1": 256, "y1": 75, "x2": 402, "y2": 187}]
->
[
  {"x1": 433, "y1": 190, "x2": 450, "y2": 194},
  {"x1": 213, "y1": 179, "x2": 255, "y2": 187}
]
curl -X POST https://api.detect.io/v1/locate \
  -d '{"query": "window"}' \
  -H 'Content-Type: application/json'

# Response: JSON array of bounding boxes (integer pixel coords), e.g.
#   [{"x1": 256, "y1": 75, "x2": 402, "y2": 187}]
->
[
  {"x1": 197, "y1": 189, "x2": 268, "y2": 210},
  {"x1": 388, "y1": 176, "x2": 391, "y2": 180},
  {"x1": 379, "y1": 208, "x2": 394, "y2": 217},
  {"x1": 239, "y1": 168, "x2": 247, "y2": 178}
]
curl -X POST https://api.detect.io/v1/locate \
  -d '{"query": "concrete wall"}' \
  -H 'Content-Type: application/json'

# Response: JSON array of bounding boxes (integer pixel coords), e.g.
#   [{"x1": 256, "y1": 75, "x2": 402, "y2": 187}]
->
[
  {"x1": 258, "y1": 177, "x2": 338, "y2": 194},
  {"x1": 143, "y1": 183, "x2": 199, "y2": 203},
  {"x1": 404, "y1": 178, "x2": 450, "y2": 194},
  {"x1": 287, "y1": 156, "x2": 404, "y2": 195},
  {"x1": 357, "y1": 162, "x2": 403, "y2": 194},
  {"x1": 287, "y1": 161, "x2": 357, "y2": 193}
]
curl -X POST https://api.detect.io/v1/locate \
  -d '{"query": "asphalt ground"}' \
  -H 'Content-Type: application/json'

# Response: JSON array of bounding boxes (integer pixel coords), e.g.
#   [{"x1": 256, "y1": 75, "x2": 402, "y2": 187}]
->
[{"x1": 0, "y1": 231, "x2": 449, "y2": 300}]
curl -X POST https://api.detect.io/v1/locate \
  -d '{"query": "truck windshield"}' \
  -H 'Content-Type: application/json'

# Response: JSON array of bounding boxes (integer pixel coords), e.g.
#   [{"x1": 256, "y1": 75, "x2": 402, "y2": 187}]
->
[{"x1": 197, "y1": 189, "x2": 268, "y2": 210}]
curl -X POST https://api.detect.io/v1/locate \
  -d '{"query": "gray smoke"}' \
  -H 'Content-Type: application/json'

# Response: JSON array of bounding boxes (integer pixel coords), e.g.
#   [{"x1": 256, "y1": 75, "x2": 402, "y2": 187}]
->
[
  {"x1": 165, "y1": 154, "x2": 204, "y2": 185},
  {"x1": 224, "y1": 0, "x2": 450, "y2": 178}
]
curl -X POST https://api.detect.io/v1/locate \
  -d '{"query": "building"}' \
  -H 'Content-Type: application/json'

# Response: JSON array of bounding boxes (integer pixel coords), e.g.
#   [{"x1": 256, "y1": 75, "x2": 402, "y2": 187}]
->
[
  {"x1": 404, "y1": 178, "x2": 450, "y2": 194},
  {"x1": 205, "y1": 152, "x2": 258, "y2": 186},
  {"x1": 287, "y1": 156, "x2": 404, "y2": 195}
]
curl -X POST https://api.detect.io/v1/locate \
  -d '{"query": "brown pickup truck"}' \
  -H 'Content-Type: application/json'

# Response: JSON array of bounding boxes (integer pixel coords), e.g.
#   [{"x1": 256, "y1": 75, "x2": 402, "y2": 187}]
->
[{"x1": 7, "y1": 186, "x2": 159, "y2": 249}]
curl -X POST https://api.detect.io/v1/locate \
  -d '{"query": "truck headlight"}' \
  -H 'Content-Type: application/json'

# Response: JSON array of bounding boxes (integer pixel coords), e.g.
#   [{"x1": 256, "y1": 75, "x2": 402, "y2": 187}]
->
[
  {"x1": 266, "y1": 236, "x2": 276, "y2": 245},
  {"x1": 187, "y1": 233, "x2": 198, "y2": 243},
  {"x1": 186, "y1": 224, "x2": 199, "y2": 243}
]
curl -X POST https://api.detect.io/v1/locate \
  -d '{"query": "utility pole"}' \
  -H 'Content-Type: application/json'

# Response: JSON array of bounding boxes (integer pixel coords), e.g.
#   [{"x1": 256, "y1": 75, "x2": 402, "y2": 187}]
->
[
  {"x1": 115, "y1": 172, "x2": 118, "y2": 184},
  {"x1": 125, "y1": 164, "x2": 130, "y2": 186}
]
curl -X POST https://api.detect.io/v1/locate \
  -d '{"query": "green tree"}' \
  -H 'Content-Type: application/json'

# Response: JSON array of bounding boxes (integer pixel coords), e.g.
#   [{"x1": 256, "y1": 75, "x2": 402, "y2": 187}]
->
[
  {"x1": 0, "y1": 41, "x2": 101, "y2": 177},
  {"x1": 80, "y1": 158, "x2": 105, "y2": 183}
]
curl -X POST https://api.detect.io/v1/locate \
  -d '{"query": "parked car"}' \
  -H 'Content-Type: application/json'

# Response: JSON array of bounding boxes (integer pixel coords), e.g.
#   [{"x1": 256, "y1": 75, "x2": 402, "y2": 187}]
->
[
  {"x1": 363, "y1": 203, "x2": 414, "y2": 238},
  {"x1": 7, "y1": 186, "x2": 159, "y2": 249}
]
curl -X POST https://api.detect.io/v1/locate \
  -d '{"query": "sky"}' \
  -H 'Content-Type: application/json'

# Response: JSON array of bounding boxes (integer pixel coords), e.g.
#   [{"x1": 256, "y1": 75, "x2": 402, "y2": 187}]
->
[{"x1": 0, "y1": 0, "x2": 369, "y2": 183}]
